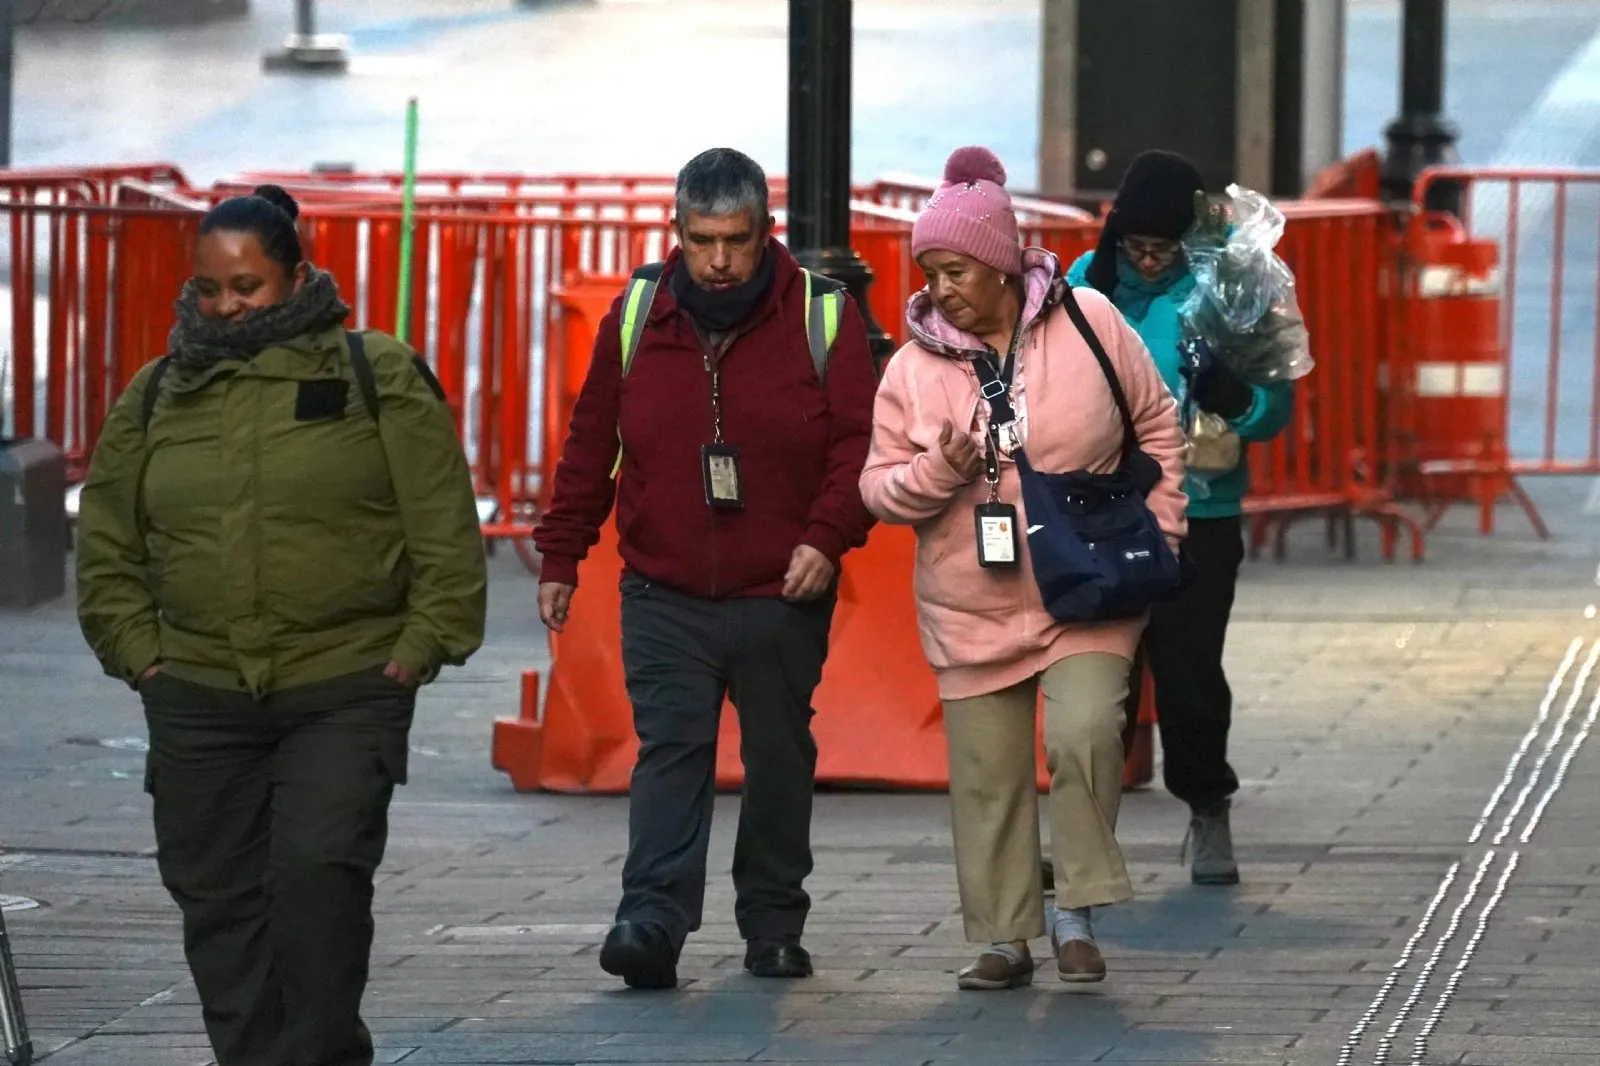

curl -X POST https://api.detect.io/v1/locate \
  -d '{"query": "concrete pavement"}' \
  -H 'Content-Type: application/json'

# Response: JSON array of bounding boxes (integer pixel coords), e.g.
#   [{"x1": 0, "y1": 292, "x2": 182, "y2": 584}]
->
[{"x1": 5, "y1": 486, "x2": 1600, "y2": 1064}]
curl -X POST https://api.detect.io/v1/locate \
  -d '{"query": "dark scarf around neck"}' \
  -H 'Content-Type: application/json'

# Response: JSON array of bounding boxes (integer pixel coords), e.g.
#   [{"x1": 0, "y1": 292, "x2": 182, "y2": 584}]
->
[
  {"x1": 670, "y1": 248, "x2": 776, "y2": 333},
  {"x1": 167, "y1": 266, "x2": 351, "y2": 372}
]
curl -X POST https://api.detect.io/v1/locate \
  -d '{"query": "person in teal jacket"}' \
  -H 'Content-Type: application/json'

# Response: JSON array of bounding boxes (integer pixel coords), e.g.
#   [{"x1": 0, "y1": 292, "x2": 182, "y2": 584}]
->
[{"x1": 1066, "y1": 150, "x2": 1294, "y2": 887}]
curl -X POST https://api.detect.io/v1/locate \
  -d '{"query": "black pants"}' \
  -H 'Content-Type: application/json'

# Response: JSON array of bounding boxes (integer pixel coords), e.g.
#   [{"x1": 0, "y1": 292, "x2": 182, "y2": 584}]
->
[
  {"x1": 140, "y1": 668, "x2": 414, "y2": 1066},
  {"x1": 1142, "y1": 515, "x2": 1245, "y2": 811},
  {"x1": 617, "y1": 575, "x2": 833, "y2": 949}
]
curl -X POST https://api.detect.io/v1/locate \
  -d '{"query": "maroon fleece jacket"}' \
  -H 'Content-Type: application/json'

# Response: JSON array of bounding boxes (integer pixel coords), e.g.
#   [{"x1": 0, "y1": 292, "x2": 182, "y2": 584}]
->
[{"x1": 533, "y1": 242, "x2": 879, "y2": 600}]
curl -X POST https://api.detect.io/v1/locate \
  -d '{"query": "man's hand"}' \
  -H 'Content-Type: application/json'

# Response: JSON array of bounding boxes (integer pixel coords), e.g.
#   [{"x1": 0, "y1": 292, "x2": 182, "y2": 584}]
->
[
  {"x1": 938, "y1": 419, "x2": 983, "y2": 482},
  {"x1": 539, "y1": 582, "x2": 577, "y2": 633},
  {"x1": 383, "y1": 661, "x2": 418, "y2": 688},
  {"x1": 782, "y1": 545, "x2": 836, "y2": 602},
  {"x1": 136, "y1": 664, "x2": 162, "y2": 688}
]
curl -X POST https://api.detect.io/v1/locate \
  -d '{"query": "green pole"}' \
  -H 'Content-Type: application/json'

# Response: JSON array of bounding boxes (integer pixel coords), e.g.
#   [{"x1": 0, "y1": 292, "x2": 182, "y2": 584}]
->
[{"x1": 395, "y1": 97, "x2": 419, "y2": 343}]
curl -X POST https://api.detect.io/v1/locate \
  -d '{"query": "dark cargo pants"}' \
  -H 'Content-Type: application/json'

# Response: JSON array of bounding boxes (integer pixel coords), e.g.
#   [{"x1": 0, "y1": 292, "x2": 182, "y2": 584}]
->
[
  {"x1": 1143, "y1": 515, "x2": 1245, "y2": 810},
  {"x1": 140, "y1": 667, "x2": 414, "y2": 1066},
  {"x1": 616, "y1": 574, "x2": 833, "y2": 949}
]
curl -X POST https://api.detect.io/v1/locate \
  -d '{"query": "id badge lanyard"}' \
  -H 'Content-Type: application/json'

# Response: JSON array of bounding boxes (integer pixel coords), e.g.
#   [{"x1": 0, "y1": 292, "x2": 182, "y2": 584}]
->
[
  {"x1": 701, "y1": 347, "x2": 744, "y2": 510},
  {"x1": 972, "y1": 319, "x2": 1023, "y2": 569}
]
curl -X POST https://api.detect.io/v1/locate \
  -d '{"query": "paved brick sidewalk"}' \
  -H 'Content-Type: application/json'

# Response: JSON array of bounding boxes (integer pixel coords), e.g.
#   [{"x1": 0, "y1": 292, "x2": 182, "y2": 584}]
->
[{"x1": 6, "y1": 484, "x2": 1600, "y2": 1065}]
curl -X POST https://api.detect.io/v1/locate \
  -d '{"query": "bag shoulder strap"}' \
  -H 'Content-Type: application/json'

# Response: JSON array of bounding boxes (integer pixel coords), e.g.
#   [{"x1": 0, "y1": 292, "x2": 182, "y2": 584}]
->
[
  {"x1": 618, "y1": 262, "x2": 667, "y2": 377},
  {"x1": 608, "y1": 263, "x2": 844, "y2": 479},
  {"x1": 346, "y1": 329, "x2": 446, "y2": 414},
  {"x1": 801, "y1": 268, "x2": 846, "y2": 385},
  {"x1": 140, "y1": 356, "x2": 172, "y2": 433},
  {"x1": 345, "y1": 329, "x2": 382, "y2": 423},
  {"x1": 142, "y1": 333, "x2": 389, "y2": 433},
  {"x1": 610, "y1": 263, "x2": 666, "y2": 478},
  {"x1": 345, "y1": 329, "x2": 382, "y2": 422},
  {"x1": 621, "y1": 263, "x2": 844, "y2": 382},
  {"x1": 1060, "y1": 285, "x2": 1138, "y2": 458}
]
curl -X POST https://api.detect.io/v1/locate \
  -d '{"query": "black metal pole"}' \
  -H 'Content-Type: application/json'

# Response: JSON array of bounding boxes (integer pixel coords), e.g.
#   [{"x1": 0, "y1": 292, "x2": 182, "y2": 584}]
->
[
  {"x1": 296, "y1": 0, "x2": 314, "y2": 37},
  {"x1": 787, "y1": 0, "x2": 894, "y2": 373},
  {"x1": 1381, "y1": 0, "x2": 1460, "y2": 210},
  {"x1": 0, "y1": 905, "x2": 33, "y2": 1066},
  {"x1": 0, "y1": 0, "x2": 13, "y2": 168}
]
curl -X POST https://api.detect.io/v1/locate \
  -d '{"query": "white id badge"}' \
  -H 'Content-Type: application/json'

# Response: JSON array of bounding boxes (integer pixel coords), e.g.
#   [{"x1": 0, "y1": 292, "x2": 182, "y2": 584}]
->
[
  {"x1": 975, "y1": 502, "x2": 1019, "y2": 569},
  {"x1": 701, "y1": 443, "x2": 744, "y2": 510}
]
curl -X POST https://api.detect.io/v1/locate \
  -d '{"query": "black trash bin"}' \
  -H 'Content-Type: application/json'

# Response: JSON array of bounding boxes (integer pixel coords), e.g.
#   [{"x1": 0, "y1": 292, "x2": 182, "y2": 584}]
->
[{"x1": 0, "y1": 438, "x2": 67, "y2": 609}]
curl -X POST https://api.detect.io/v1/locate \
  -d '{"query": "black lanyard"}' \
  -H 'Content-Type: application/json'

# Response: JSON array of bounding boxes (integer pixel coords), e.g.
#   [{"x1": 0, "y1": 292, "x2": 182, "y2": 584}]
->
[{"x1": 969, "y1": 317, "x2": 1023, "y2": 501}]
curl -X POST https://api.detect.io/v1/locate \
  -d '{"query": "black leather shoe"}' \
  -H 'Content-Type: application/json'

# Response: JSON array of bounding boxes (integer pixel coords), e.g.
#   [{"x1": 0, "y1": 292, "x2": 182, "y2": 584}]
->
[
  {"x1": 599, "y1": 920, "x2": 678, "y2": 990},
  {"x1": 743, "y1": 938, "x2": 813, "y2": 978}
]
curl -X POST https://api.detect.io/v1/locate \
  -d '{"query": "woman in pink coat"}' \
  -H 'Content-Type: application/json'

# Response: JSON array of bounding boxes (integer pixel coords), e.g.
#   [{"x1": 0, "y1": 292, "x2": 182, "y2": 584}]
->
[{"x1": 860, "y1": 147, "x2": 1187, "y2": 990}]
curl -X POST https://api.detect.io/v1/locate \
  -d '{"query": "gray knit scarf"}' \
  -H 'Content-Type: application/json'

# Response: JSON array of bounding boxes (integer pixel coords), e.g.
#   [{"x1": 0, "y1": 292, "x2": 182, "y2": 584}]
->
[{"x1": 166, "y1": 267, "x2": 351, "y2": 372}]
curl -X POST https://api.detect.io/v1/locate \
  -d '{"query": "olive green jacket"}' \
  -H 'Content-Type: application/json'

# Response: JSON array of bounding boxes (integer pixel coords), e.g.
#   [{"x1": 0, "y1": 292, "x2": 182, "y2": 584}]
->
[{"x1": 76, "y1": 326, "x2": 487, "y2": 697}]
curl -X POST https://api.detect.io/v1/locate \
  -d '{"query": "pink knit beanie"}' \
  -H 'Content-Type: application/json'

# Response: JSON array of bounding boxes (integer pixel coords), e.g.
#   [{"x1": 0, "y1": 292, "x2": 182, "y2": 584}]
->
[{"x1": 911, "y1": 146, "x2": 1023, "y2": 276}]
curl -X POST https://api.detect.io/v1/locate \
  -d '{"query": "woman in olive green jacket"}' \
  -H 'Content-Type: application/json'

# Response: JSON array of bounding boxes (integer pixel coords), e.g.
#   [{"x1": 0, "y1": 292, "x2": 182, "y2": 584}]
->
[{"x1": 76, "y1": 185, "x2": 487, "y2": 1066}]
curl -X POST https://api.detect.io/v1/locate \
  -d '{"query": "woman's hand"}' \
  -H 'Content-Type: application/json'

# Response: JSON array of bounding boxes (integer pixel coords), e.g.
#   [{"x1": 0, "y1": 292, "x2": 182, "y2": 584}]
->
[
  {"x1": 938, "y1": 420, "x2": 984, "y2": 483},
  {"x1": 384, "y1": 661, "x2": 418, "y2": 688}
]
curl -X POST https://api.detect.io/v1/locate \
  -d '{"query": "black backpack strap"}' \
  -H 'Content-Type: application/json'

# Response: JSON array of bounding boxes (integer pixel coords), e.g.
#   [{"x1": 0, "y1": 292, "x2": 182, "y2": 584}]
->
[
  {"x1": 141, "y1": 356, "x2": 172, "y2": 433},
  {"x1": 345, "y1": 329, "x2": 382, "y2": 422}
]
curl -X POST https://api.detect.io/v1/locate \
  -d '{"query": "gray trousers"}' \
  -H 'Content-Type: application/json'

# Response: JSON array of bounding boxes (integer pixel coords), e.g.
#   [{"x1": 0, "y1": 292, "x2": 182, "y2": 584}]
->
[
  {"x1": 140, "y1": 667, "x2": 413, "y2": 1066},
  {"x1": 616, "y1": 574, "x2": 833, "y2": 948}
]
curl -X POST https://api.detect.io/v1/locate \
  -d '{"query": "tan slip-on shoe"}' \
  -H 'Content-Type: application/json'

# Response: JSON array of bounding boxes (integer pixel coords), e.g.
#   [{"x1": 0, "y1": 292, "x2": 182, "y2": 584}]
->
[
  {"x1": 1052, "y1": 930, "x2": 1107, "y2": 984},
  {"x1": 956, "y1": 945, "x2": 1034, "y2": 990}
]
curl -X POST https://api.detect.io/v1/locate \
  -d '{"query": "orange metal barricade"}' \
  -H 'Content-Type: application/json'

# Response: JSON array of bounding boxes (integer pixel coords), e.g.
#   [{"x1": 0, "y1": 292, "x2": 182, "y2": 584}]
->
[
  {"x1": 0, "y1": 197, "x2": 198, "y2": 476},
  {"x1": 1240, "y1": 201, "x2": 1425, "y2": 561},
  {"x1": 23, "y1": 169, "x2": 1420, "y2": 565},
  {"x1": 1388, "y1": 167, "x2": 1600, "y2": 538}
]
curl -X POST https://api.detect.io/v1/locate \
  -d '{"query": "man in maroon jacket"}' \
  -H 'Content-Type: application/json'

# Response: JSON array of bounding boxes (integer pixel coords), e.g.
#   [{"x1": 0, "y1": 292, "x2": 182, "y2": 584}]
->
[{"x1": 533, "y1": 148, "x2": 878, "y2": 990}]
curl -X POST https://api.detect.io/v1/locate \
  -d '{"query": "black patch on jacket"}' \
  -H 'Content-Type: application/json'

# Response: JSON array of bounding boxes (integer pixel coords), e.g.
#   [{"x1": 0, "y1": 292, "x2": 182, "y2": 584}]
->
[{"x1": 295, "y1": 378, "x2": 350, "y2": 421}]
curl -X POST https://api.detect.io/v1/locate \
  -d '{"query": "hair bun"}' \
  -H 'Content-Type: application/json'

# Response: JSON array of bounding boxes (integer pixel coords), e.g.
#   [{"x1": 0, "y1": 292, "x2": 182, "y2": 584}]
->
[
  {"x1": 252, "y1": 184, "x2": 300, "y2": 221},
  {"x1": 943, "y1": 146, "x2": 1007, "y2": 187}
]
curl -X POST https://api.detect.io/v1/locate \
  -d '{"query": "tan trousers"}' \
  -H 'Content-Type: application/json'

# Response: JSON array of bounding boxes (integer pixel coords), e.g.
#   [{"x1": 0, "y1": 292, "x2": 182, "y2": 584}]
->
[{"x1": 943, "y1": 652, "x2": 1134, "y2": 942}]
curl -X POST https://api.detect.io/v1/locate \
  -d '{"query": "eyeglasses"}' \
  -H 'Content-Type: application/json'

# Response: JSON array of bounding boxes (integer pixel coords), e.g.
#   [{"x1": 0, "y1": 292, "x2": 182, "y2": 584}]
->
[{"x1": 1119, "y1": 237, "x2": 1182, "y2": 265}]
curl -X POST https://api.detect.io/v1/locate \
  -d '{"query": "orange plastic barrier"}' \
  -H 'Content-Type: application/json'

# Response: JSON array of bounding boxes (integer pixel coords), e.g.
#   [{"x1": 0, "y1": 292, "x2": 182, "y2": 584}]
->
[
  {"x1": 1304, "y1": 148, "x2": 1383, "y2": 201},
  {"x1": 490, "y1": 500, "x2": 1159, "y2": 793},
  {"x1": 1392, "y1": 211, "x2": 1522, "y2": 535}
]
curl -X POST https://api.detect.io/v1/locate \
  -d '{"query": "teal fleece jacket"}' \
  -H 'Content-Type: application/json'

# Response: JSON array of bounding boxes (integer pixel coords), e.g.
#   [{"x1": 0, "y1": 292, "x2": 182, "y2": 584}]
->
[{"x1": 1066, "y1": 251, "x2": 1293, "y2": 518}]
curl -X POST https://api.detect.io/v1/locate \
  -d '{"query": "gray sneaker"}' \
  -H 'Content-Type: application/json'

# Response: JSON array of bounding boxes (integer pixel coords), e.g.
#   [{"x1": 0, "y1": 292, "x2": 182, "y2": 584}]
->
[{"x1": 1183, "y1": 801, "x2": 1240, "y2": 885}]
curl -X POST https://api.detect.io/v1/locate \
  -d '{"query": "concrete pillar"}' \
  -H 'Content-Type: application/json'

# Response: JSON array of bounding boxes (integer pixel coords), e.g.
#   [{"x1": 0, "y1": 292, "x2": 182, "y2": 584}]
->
[
  {"x1": 1038, "y1": 0, "x2": 1078, "y2": 201},
  {"x1": 1038, "y1": 0, "x2": 1345, "y2": 199}
]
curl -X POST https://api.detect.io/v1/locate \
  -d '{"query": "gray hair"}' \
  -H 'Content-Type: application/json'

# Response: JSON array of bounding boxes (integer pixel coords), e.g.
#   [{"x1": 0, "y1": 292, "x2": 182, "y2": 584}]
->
[{"x1": 674, "y1": 148, "x2": 769, "y2": 226}]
